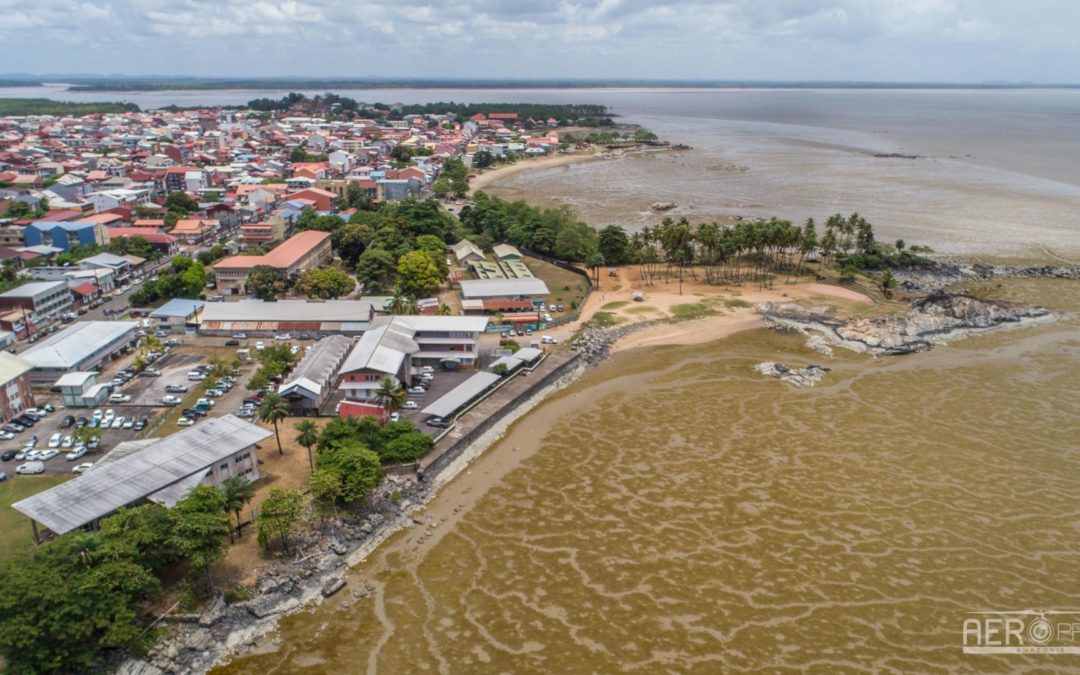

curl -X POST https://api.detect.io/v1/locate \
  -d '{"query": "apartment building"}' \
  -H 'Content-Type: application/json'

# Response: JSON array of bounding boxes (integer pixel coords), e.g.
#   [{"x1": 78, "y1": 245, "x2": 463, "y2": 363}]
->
[{"x1": 213, "y1": 230, "x2": 332, "y2": 295}]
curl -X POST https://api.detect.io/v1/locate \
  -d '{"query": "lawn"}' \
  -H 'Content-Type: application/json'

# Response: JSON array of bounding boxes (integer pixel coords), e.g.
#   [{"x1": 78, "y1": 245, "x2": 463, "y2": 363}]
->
[
  {"x1": 524, "y1": 257, "x2": 590, "y2": 317},
  {"x1": 601, "y1": 301, "x2": 630, "y2": 310},
  {"x1": 0, "y1": 475, "x2": 72, "y2": 560},
  {"x1": 670, "y1": 302, "x2": 722, "y2": 322}
]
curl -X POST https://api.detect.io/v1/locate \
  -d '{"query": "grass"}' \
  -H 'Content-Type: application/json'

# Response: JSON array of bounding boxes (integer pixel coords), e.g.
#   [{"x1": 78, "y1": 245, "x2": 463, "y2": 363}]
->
[
  {"x1": 670, "y1": 302, "x2": 722, "y2": 322},
  {"x1": 601, "y1": 301, "x2": 630, "y2": 310},
  {"x1": 724, "y1": 298, "x2": 753, "y2": 309},
  {"x1": 0, "y1": 475, "x2": 72, "y2": 560},
  {"x1": 590, "y1": 311, "x2": 623, "y2": 328},
  {"x1": 525, "y1": 257, "x2": 589, "y2": 318},
  {"x1": 626, "y1": 305, "x2": 661, "y2": 315}
]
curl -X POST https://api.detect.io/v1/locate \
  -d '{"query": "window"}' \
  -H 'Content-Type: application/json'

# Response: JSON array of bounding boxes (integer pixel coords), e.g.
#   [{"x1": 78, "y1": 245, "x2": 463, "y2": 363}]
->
[{"x1": 219, "y1": 463, "x2": 228, "y2": 471}]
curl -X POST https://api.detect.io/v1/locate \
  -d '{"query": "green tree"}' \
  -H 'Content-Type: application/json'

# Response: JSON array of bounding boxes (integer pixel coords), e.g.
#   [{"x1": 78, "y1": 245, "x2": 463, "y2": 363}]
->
[
  {"x1": 432, "y1": 176, "x2": 452, "y2": 198},
  {"x1": 374, "y1": 376, "x2": 407, "y2": 413},
  {"x1": 295, "y1": 267, "x2": 356, "y2": 299},
  {"x1": 170, "y1": 485, "x2": 232, "y2": 583},
  {"x1": 598, "y1": 224, "x2": 630, "y2": 265},
  {"x1": 473, "y1": 150, "x2": 495, "y2": 168},
  {"x1": 164, "y1": 191, "x2": 199, "y2": 213},
  {"x1": 316, "y1": 442, "x2": 383, "y2": 503},
  {"x1": 309, "y1": 468, "x2": 343, "y2": 518},
  {"x1": 256, "y1": 488, "x2": 306, "y2": 552},
  {"x1": 258, "y1": 392, "x2": 291, "y2": 456},
  {"x1": 97, "y1": 503, "x2": 179, "y2": 570},
  {"x1": 332, "y1": 222, "x2": 372, "y2": 263},
  {"x1": 221, "y1": 476, "x2": 256, "y2": 540},
  {"x1": 381, "y1": 432, "x2": 434, "y2": 464},
  {"x1": 355, "y1": 247, "x2": 396, "y2": 292},
  {"x1": 246, "y1": 265, "x2": 283, "y2": 300},
  {"x1": 396, "y1": 250, "x2": 444, "y2": 297},
  {"x1": 295, "y1": 419, "x2": 319, "y2": 471}
]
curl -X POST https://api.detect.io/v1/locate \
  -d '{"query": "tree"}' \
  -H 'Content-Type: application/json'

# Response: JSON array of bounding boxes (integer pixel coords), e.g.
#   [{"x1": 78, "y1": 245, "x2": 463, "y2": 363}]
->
[
  {"x1": 432, "y1": 176, "x2": 452, "y2": 198},
  {"x1": 256, "y1": 488, "x2": 306, "y2": 552},
  {"x1": 295, "y1": 419, "x2": 319, "y2": 471},
  {"x1": 246, "y1": 265, "x2": 283, "y2": 300},
  {"x1": 473, "y1": 150, "x2": 495, "y2": 168},
  {"x1": 375, "y1": 376, "x2": 407, "y2": 413},
  {"x1": 598, "y1": 225, "x2": 630, "y2": 266},
  {"x1": 72, "y1": 426, "x2": 102, "y2": 448},
  {"x1": 164, "y1": 191, "x2": 199, "y2": 213},
  {"x1": 316, "y1": 442, "x2": 383, "y2": 503},
  {"x1": 355, "y1": 247, "x2": 396, "y2": 292},
  {"x1": 170, "y1": 485, "x2": 232, "y2": 583},
  {"x1": 381, "y1": 431, "x2": 434, "y2": 464},
  {"x1": 295, "y1": 267, "x2": 356, "y2": 299},
  {"x1": 309, "y1": 468, "x2": 343, "y2": 518},
  {"x1": 396, "y1": 250, "x2": 444, "y2": 297},
  {"x1": 97, "y1": 504, "x2": 179, "y2": 571},
  {"x1": 332, "y1": 222, "x2": 372, "y2": 264},
  {"x1": 880, "y1": 269, "x2": 897, "y2": 298},
  {"x1": 221, "y1": 476, "x2": 255, "y2": 541},
  {"x1": 0, "y1": 533, "x2": 161, "y2": 673},
  {"x1": 258, "y1": 392, "x2": 291, "y2": 456}
]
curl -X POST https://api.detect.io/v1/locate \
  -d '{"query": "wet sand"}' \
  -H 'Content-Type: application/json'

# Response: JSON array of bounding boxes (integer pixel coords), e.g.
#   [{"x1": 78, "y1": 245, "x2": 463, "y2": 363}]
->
[{"x1": 469, "y1": 152, "x2": 598, "y2": 192}]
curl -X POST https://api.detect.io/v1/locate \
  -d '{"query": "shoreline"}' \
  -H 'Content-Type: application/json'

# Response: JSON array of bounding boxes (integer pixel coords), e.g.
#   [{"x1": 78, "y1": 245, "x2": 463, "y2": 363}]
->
[{"x1": 468, "y1": 151, "x2": 600, "y2": 192}]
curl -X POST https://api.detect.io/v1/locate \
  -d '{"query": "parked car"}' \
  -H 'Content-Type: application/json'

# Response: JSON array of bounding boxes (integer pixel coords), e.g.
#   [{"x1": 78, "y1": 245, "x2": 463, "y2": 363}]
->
[
  {"x1": 133, "y1": 418, "x2": 148, "y2": 430},
  {"x1": 225, "y1": 339, "x2": 240, "y2": 347},
  {"x1": 206, "y1": 388, "x2": 224, "y2": 398},
  {"x1": 255, "y1": 341, "x2": 265, "y2": 351},
  {"x1": 274, "y1": 333, "x2": 292, "y2": 340},
  {"x1": 408, "y1": 386, "x2": 427, "y2": 395},
  {"x1": 402, "y1": 401, "x2": 419, "y2": 410},
  {"x1": 232, "y1": 333, "x2": 248, "y2": 339},
  {"x1": 2, "y1": 423, "x2": 23, "y2": 433},
  {"x1": 177, "y1": 417, "x2": 195, "y2": 427},
  {"x1": 0, "y1": 450, "x2": 16, "y2": 462},
  {"x1": 15, "y1": 415, "x2": 35, "y2": 427},
  {"x1": 111, "y1": 417, "x2": 125, "y2": 429},
  {"x1": 183, "y1": 408, "x2": 208, "y2": 418},
  {"x1": 0, "y1": 431, "x2": 14, "y2": 441},
  {"x1": 14, "y1": 449, "x2": 28, "y2": 461},
  {"x1": 0, "y1": 472, "x2": 6, "y2": 481},
  {"x1": 61, "y1": 435, "x2": 74, "y2": 448},
  {"x1": 389, "y1": 412, "x2": 401, "y2": 423},
  {"x1": 66, "y1": 446, "x2": 87, "y2": 461},
  {"x1": 88, "y1": 417, "x2": 100, "y2": 429},
  {"x1": 123, "y1": 418, "x2": 135, "y2": 429},
  {"x1": 72, "y1": 462, "x2": 94, "y2": 474},
  {"x1": 425, "y1": 417, "x2": 450, "y2": 428},
  {"x1": 38, "y1": 449, "x2": 60, "y2": 461},
  {"x1": 76, "y1": 417, "x2": 88, "y2": 428},
  {"x1": 92, "y1": 409, "x2": 104, "y2": 420},
  {"x1": 15, "y1": 461, "x2": 44, "y2": 475},
  {"x1": 48, "y1": 432, "x2": 62, "y2": 448},
  {"x1": 109, "y1": 394, "x2": 132, "y2": 404},
  {"x1": 187, "y1": 371, "x2": 207, "y2": 381},
  {"x1": 141, "y1": 368, "x2": 161, "y2": 377},
  {"x1": 162, "y1": 395, "x2": 183, "y2": 405},
  {"x1": 165, "y1": 384, "x2": 189, "y2": 393},
  {"x1": 154, "y1": 330, "x2": 170, "y2": 337}
]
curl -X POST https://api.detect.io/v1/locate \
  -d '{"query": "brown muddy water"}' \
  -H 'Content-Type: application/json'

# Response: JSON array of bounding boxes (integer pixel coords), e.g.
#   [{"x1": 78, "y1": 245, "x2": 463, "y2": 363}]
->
[{"x1": 217, "y1": 279, "x2": 1080, "y2": 674}]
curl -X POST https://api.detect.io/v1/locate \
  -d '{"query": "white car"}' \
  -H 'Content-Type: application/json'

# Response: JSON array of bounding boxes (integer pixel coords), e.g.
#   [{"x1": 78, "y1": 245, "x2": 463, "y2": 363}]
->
[
  {"x1": 72, "y1": 462, "x2": 94, "y2": 474},
  {"x1": 111, "y1": 417, "x2": 125, "y2": 429},
  {"x1": 25, "y1": 450, "x2": 41, "y2": 461},
  {"x1": 66, "y1": 446, "x2": 87, "y2": 461},
  {"x1": 61, "y1": 435, "x2": 74, "y2": 448},
  {"x1": 389, "y1": 412, "x2": 401, "y2": 423},
  {"x1": 123, "y1": 418, "x2": 135, "y2": 429},
  {"x1": 407, "y1": 386, "x2": 427, "y2": 395},
  {"x1": 109, "y1": 393, "x2": 132, "y2": 404},
  {"x1": 187, "y1": 372, "x2": 207, "y2": 381},
  {"x1": 47, "y1": 432, "x2": 62, "y2": 448},
  {"x1": 177, "y1": 417, "x2": 195, "y2": 427},
  {"x1": 274, "y1": 333, "x2": 291, "y2": 340},
  {"x1": 38, "y1": 449, "x2": 59, "y2": 461},
  {"x1": 16, "y1": 461, "x2": 44, "y2": 475},
  {"x1": 402, "y1": 401, "x2": 419, "y2": 410},
  {"x1": 255, "y1": 341, "x2": 265, "y2": 351},
  {"x1": 162, "y1": 395, "x2": 183, "y2": 405},
  {"x1": 290, "y1": 345, "x2": 300, "y2": 355},
  {"x1": 0, "y1": 431, "x2": 14, "y2": 441},
  {"x1": 92, "y1": 409, "x2": 104, "y2": 420}
]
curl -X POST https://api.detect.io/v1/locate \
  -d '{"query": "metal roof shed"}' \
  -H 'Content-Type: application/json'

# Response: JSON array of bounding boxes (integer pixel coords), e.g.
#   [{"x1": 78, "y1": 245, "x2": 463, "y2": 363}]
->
[{"x1": 421, "y1": 371, "x2": 501, "y2": 419}]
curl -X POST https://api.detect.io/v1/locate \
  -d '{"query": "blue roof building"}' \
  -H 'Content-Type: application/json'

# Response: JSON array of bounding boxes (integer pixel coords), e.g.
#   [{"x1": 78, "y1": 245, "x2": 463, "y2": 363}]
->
[{"x1": 23, "y1": 220, "x2": 108, "y2": 252}]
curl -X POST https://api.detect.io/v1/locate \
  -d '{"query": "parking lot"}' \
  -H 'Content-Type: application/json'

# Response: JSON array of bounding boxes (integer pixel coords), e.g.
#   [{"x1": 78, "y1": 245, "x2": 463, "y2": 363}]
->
[{"x1": 395, "y1": 367, "x2": 474, "y2": 433}]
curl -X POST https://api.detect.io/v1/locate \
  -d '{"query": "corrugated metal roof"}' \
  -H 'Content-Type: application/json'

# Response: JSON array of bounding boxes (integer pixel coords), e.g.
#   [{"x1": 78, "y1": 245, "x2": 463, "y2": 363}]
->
[
  {"x1": 421, "y1": 372, "x2": 501, "y2": 418},
  {"x1": 459, "y1": 278, "x2": 549, "y2": 299},
  {"x1": 278, "y1": 334, "x2": 351, "y2": 398},
  {"x1": 338, "y1": 321, "x2": 417, "y2": 376},
  {"x1": 150, "y1": 298, "x2": 205, "y2": 319},
  {"x1": 22, "y1": 321, "x2": 139, "y2": 370},
  {"x1": 12, "y1": 416, "x2": 272, "y2": 535},
  {"x1": 201, "y1": 299, "x2": 373, "y2": 324},
  {"x1": 0, "y1": 351, "x2": 33, "y2": 383}
]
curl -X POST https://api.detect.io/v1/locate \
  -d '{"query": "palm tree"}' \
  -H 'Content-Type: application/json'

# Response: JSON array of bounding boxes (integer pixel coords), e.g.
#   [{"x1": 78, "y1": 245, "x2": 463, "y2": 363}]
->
[
  {"x1": 375, "y1": 376, "x2": 407, "y2": 414},
  {"x1": 221, "y1": 476, "x2": 255, "y2": 541},
  {"x1": 437, "y1": 303, "x2": 452, "y2": 315},
  {"x1": 143, "y1": 333, "x2": 163, "y2": 353},
  {"x1": 258, "y1": 392, "x2": 290, "y2": 455},
  {"x1": 294, "y1": 419, "x2": 319, "y2": 471}
]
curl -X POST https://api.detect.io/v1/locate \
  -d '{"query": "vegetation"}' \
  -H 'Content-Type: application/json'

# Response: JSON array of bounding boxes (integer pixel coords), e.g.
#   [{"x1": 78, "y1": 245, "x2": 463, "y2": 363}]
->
[
  {"x1": 294, "y1": 419, "x2": 319, "y2": 471},
  {"x1": 130, "y1": 255, "x2": 207, "y2": 306},
  {"x1": 0, "y1": 98, "x2": 139, "y2": 116},
  {"x1": 245, "y1": 265, "x2": 284, "y2": 301},
  {"x1": 258, "y1": 392, "x2": 291, "y2": 455},
  {"x1": 256, "y1": 488, "x2": 305, "y2": 552},
  {"x1": 374, "y1": 376, "x2": 407, "y2": 413},
  {"x1": 221, "y1": 476, "x2": 255, "y2": 541},
  {"x1": 294, "y1": 267, "x2": 356, "y2": 299},
  {"x1": 248, "y1": 343, "x2": 299, "y2": 391},
  {"x1": 318, "y1": 416, "x2": 433, "y2": 466},
  {"x1": 316, "y1": 440, "x2": 383, "y2": 503}
]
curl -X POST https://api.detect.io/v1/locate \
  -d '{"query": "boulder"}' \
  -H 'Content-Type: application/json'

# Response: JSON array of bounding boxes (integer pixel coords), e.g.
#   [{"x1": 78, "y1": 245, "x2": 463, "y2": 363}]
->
[{"x1": 322, "y1": 577, "x2": 347, "y2": 597}]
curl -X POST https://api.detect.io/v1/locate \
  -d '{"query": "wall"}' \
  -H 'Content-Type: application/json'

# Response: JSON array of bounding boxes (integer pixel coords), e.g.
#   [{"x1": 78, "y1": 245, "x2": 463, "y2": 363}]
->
[{"x1": 421, "y1": 353, "x2": 581, "y2": 482}]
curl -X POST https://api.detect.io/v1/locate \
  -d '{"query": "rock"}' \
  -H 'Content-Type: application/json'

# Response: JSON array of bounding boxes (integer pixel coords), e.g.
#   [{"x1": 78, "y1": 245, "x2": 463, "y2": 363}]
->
[
  {"x1": 650, "y1": 201, "x2": 676, "y2": 211},
  {"x1": 330, "y1": 541, "x2": 349, "y2": 555},
  {"x1": 360, "y1": 521, "x2": 374, "y2": 535},
  {"x1": 165, "y1": 644, "x2": 179, "y2": 660},
  {"x1": 754, "y1": 362, "x2": 827, "y2": 388},
  {"x1": 245, "y1": 594, "x2": 302, "y2": 619},
  {"x1": 199, "y1": 596, "x2": 227, "y2": 627},
  {"x1": 322, "y1": 577, "x2": 347, "y2": 597}
]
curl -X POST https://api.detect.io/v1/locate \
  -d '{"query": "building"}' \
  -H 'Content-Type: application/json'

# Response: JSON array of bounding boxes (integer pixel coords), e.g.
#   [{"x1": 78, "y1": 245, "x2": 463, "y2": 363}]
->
[
  {"x1": 458, "y1": 278, "x2": 550, "y2": 301},
  {"x1": 79, "y1": 252, "x2": 135, "y2": 283},
  {"x1": 421, "y1": 372, "x2": 502, "y2": 420},
  {"x1": 452, "y1": 239, "x2": 485, "y2": 265},
  {"x1": 55, "y1": 371, "x2": 110, "y2": 408},
  {"x1": 0, "y1": 281, "x2": 74, "y2": 329},
  {"x1": 149, "y1": 298, "x2": 205, "y2": 333},
  {"x1": 106, "y1": 227, "x2": 180, "y2": 256},
  {"x1": 21, "y1": 321, "x2": 139, "y2": 385},
  {"x1": 22, "y1": 219, "x2": 110, "y2": 251},
  {"x1": 199, "y1": 299, "x2": 374, "y2": 336},
  {"x1": 492, "y1": 243, "x2": 524, "y2": 261},
  {"x1": 337, "y1": 315, "x2": 488, "y2": 403},
  {"x1": 239, "y1": 213, "x2": 289, "y2": 248},
  {"x1": 213, "y1": 231, "x2": 333, "y2": 295},
  {"x1": 284, "y1": 187, "x2": 336, "y2": 212},
  {"x1": 278, "y1": 335, "x2": 352, "y2": 415},
  {"x1": 170, "y1": 218, "x2": 219, "y2": 245},
  {"x1": 12, "y1": 416, "x2": 272, "y2": 539},
  {"x1": 0, "y1": 351, "x2": 35, "y2": 423}
]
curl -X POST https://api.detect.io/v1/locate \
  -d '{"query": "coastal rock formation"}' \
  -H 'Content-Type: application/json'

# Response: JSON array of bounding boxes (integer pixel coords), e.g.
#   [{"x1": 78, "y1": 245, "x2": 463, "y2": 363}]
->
[
  {"x1": 757, "y1": 292, "x2": 1056, "y2": 355},
  {"x1": 894, "y1": 261, "x2": 1080, "y2": 293},
  {"x1": 650, "y1": 201, "x2": 677, "y2": 211},
  {"x1": 754, "y1": 362, "x2": 828, "y2": 387}
]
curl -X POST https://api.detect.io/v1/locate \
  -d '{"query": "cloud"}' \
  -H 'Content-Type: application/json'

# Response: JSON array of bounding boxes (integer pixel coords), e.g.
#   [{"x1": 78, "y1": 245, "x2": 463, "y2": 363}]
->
[{"x1": 0, "y1": 0, "x2": 1076, "y2": 81}]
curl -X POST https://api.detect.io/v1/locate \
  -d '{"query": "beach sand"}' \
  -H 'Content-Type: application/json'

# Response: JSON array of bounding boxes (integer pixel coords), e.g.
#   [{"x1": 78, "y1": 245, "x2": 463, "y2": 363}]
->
[{"x1": 469, "y1": 151, "x2": 599, "y2": 192}]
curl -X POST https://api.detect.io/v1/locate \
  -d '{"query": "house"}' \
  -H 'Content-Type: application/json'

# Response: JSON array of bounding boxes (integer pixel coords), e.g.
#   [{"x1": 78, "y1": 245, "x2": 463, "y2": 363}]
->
[
  {"x1": 0, "y1": 281, "x2": 74, "y2": 328},
  {"x1": 284, "y1": 187, "x2": 336, "y2": 212},
  {"x1": 278, "y1": 335, "x2": 352, "y2": 415},
  {"x1": 170, "y1": 218, "x2": 219, "y2": 245},
  {"x1": 12, "y1": 416, "x2": 272, "y2": 540},
  {"x1": 22, "y1": 219, "x2": 110, "y2": 251},
  {"x1": 21, "y1": 320, "x2": 139, "y2": 385},
  {"x1": 0, "y1": 351, "x2": 35, "y2": 423},
  {"x1": 149, "y1": 298, "x2": 205, "y2": 333},
  {"x1": 55, "y1": 371, "x2": 110, "y2": 408},
  {"x1": 452, "y1": 239, "x2": 485, "y2": 265},
  {"x1": 239, "y1": 212, "x2": 289, "y2": 248},
  {"x1": 107, "y1": 227, "x2": 179, "y2": 256},
  {"x1": 198, "y1": 299, "x2": 374, "y2": 336},
  {"x1": 336, "y1": 315, "x2": 489, "y2": 403},
  {"x1": 79, "y1": 252, "x2": 133, "y2": 282},
  {"x1": 493, "y1": 243, "x2": 524, "y2": 261},
  {"x1": 213, "y1": 231, "x2": 333, "y2": 296},
  {"x1": 458, "y1": 278, "x2": 550, "y2": 301}
]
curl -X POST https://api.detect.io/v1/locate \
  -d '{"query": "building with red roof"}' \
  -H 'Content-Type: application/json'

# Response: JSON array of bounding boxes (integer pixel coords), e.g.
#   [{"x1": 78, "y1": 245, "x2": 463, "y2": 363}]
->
[{"x1": 213, "y1": 230, "x2": 332, "y2": 296}]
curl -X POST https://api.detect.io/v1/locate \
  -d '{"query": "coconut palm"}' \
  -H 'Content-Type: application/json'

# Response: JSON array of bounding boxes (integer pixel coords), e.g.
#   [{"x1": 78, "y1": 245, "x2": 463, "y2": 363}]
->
[
  {"x1": 221, "y1": 476, "x2": 255, "y2": 541},
  {"x1": 258, "y1": 392, "x2": 290, "y2": 455},
  {"x1": 375, "y1": 376, "x2": 407, "y2": 413},
  {"x1": 294, "y1": 419, "x2": 319, "y2": 471}
]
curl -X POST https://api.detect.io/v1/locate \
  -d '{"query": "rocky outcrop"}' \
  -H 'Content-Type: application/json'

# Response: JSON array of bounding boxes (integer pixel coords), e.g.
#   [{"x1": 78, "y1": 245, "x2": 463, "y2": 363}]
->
[
  {"x1": 754, "y1": 362, "x2": 828, "y2": 387},
  {"x1": 894, "y1": 261, "x2": 1080, "y2": 293},
  {"x1": 572, "y1": 320, "x2": 659, "y2": 365},
  {"x1": 758, "y1": 292, "x2": 1056, "y2": 355},
  {"x1": 650, "y1": 201, "x2": 677, "y2": 211}
]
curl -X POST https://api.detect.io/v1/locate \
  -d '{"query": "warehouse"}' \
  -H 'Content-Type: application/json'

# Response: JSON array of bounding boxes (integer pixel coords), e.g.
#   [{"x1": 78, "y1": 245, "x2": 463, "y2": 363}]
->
[
  {"x1": 278, "y1": 335, "x2": 352, "y2": 415},
  {"x1": 199, "y1": 299, "x2": 374, "y2": 336},
  {"x1": 21, "y1": 320, "x2": 139, "y2": 385},
  {"x1": 458, "y1": 278, "x2": 550, "y2": 301}
]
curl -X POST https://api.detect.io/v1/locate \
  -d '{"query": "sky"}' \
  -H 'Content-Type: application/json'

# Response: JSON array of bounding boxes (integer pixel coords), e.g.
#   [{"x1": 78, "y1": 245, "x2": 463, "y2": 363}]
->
[{"x1": 2, "y1": 0, "x2": 1079, "y2": 82}]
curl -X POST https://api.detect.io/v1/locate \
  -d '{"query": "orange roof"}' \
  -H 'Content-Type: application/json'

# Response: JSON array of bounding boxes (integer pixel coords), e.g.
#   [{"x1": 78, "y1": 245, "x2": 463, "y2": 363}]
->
[
  {"x1": 214, "y1": 230, "x2": 329, "y2": 270},
  {"x1": 171, "y1": 219, "x2": 215, "y2": 234}
]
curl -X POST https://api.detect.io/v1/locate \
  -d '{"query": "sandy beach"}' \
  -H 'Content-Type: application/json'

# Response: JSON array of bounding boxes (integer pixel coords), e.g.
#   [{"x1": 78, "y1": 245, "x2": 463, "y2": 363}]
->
[{"x1": 469, "y1": 151, "x2": 599, "y2": 192}]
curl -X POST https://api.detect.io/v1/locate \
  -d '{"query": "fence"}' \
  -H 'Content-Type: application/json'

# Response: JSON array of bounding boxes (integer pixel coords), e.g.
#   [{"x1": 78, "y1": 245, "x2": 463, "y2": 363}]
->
[
  {"x1": 421, "y1": 353, "x2": 582, "y2": 482},
  {"x1": 521, "y1": 247, "x2": 594, "y2": 329}
]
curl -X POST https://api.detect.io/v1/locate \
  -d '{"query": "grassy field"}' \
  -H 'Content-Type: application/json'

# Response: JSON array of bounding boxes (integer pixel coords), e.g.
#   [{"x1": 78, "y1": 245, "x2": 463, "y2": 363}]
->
[
  {"x1": 524, "y1": 258, "x2": 590, "y2": 317},
  {"x1": 0, "y1": 475, "x2": 71, "y2": 560},
  {"x1": 601, "y1": 301, "x2": 630, "y2": 310}
]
